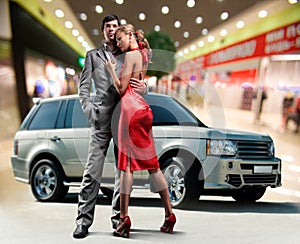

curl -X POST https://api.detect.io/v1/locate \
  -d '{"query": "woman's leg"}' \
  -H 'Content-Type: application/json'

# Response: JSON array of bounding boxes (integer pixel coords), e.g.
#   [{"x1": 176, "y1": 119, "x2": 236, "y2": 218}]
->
[
  {"x1": 148, "y1": 169, "x2": 172, "y2": 216},
  {"x1": 120, "y1": 165, "x2": 133, "y2": 218}
]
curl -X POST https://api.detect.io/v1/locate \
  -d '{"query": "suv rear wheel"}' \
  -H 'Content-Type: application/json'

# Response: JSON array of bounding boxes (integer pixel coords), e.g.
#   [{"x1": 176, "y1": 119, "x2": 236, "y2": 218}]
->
[
  {"x1": 162, "y1": 157, "x2": 203, "y2": 209},
  {"x1": 30, "y1": 159, "x2": 69, "y2": 201}
]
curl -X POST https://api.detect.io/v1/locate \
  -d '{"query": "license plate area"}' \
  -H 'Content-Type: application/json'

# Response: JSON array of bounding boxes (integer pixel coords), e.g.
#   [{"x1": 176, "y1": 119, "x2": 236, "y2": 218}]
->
[{"x1": 253, "y1": 165, "x2": 272, "y2": 174}]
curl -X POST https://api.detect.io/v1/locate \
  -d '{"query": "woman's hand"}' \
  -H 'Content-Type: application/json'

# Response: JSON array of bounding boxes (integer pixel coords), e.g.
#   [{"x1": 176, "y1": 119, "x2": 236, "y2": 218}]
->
[{"x1": 105, "y1": 60, "x2": 116, "y2": 73}]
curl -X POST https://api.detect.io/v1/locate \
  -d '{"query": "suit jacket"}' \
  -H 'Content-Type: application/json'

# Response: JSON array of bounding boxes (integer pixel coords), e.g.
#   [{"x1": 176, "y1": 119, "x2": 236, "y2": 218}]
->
[{"x1": 79, "y1": 44, "x2": 124, "y2": 129}]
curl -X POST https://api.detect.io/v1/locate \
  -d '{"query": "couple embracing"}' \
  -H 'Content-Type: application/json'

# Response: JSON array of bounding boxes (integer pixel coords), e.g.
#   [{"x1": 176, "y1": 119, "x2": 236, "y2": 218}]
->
[{"x1": 73, "y1": 14, "x2": 176, "y2": 239}]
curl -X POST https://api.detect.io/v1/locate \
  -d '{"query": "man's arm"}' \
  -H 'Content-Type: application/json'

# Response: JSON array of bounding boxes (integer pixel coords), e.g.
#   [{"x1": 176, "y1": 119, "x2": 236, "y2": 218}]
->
[
  {"x1": 78, "y1": 52, "x2": 93, "y2": 120},
  {"x1": 130, "y1": 72, "x2": 148, "y2": 95}
]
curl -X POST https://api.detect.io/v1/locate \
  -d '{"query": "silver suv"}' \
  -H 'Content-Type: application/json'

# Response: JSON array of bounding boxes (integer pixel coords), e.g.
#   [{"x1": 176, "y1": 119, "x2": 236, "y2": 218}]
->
[{"x1": 11, "y1": 93, "x2": 282, "y2": 208}]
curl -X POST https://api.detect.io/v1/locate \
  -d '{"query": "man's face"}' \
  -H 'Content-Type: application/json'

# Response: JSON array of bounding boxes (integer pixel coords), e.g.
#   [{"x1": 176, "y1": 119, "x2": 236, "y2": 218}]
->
[{"x1": 103, "y1": 20, "x2": 119, "y2": 42}]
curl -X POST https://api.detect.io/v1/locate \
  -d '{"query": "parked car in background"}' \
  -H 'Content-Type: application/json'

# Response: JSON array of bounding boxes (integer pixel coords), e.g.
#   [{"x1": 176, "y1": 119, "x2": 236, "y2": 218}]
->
[{"x1": 11, "y1": 93, "x2": 282, "y2": 208}]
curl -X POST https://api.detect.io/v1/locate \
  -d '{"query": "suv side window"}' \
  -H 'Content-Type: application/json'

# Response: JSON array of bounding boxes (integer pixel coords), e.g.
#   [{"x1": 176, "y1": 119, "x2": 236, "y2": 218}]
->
[
  {"x1": 28, "y1": 101, "x2": 61, "y2": 130},
  {"x1": 65, "y1": 99, "x2": 89, "y2": 128}
]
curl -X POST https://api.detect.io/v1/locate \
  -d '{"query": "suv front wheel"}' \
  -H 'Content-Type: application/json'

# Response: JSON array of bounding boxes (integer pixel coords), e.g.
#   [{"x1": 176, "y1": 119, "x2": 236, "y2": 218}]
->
[
  {"x1": 30, "y1": 159, "x2": 69, "y2": 201},
  {"x1": 162, "y1": 157, "x2": 203, "y2": 209}
]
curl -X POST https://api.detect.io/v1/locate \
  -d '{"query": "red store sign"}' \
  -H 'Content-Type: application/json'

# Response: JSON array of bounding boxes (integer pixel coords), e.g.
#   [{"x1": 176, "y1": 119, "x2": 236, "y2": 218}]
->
[{"x1": 204, "y1": 21, "x2": 300, "y2": 67}]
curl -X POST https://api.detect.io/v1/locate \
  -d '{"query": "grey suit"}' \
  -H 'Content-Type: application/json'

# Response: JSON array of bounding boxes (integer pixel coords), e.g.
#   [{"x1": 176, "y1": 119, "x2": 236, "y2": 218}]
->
[{"x1": 76, "y1": 43, "x2": 124, "y2": 228}]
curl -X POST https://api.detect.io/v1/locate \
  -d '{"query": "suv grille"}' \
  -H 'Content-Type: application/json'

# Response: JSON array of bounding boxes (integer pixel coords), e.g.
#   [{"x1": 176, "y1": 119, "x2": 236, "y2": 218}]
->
[
  {"x1": 236, "y1": 141, "x2": 272, "y2": 159},
  {"x1": 227, "y1": 174, "x2": 277, "y2": 187}
]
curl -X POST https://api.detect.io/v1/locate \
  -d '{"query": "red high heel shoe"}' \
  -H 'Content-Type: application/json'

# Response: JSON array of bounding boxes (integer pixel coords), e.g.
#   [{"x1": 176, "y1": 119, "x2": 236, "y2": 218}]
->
[
  {"x1": 160, "y1": 213, "x2": 176, "y2": 234},
  {"x1": 113, "y1": 216, "x2": 131, "y2": 238}
]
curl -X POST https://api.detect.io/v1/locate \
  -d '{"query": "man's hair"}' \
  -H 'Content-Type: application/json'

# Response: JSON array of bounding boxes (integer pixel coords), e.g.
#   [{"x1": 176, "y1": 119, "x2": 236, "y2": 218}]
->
[{"x1": 101, "y1": 14, "x2": 120, "y2": 32}]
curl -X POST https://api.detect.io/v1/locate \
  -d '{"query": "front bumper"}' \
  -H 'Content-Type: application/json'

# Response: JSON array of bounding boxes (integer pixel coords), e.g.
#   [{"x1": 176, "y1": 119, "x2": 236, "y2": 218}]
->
[{"x1": 203, "y1": 156, "x2": 282, "y2": 189}]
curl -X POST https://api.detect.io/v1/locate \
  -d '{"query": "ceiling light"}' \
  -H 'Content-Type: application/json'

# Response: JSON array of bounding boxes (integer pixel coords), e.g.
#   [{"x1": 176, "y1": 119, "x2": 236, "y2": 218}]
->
[
  {"x1": 184, "y1": 48, "x2": 189, "y2": 54},
  {"x1": 271, "y1": 54, "x2": 300, "y2": 61},
  {"x1": 175, "y1": 41, "x2": 180, "y2": 47},
  {"x1": 198, "y1": 40, "x2": 205, "y2": 47},
  {"x1": 196, "y1": 16, "x2": 203, "y2": 24},
  {"x1": 174, "y1": 20, "x2": 181, "y2": 28},
  {"x1": 115, "y1": 0, "x2": 124, "y2": 4},
  {"x1": 72, "y1": 29, "x2": 79, "y2": 36},
  {"x1": 120, "y1": 19, "x2": 127, "y2": 25},
  {"x1": 139, "y1": 12, "x2": 146, "y2": 21},
  {"x1": 77, "y1": 36, "x2": 84, "y2": 42},
  {"x1": 79, "y1": 13, "x2": 87, "y2": 21},
  {"x1": 64, "y1": 20, "x2": 73, "y2": 29},
  {"x1": 288, "y1": 0, "x2": 299, "y2": 4},
  {"x1": 258, "y1": 10, "x2": 268, "y2": 18},
  {"x1": 220, "y1": 29, "x2": 228, "y2": 36},
  {"x1": 208, "y1": 35, "x2": 215, "y2": 43},
  {"x1": 202, "y1": 28, "x2": 208, "y2": 35},
  {"x1": 43, "y1": 0, "x2": 52, "y2": 2},
  {"x1": 93, "y1": 29, "x2": 99, "y2": 36},
  {"x1": 236, "y1": 20, "x2": 245, "y2": 29},
  {"x1": 95, "y1": 5, "x2": 103, "y2": 13},
  {"x1": 183, "y1": 31, "x2": 189, "y2": 38},
  {"x1": 161, "y1": 6, "x2": 169, "y2": 14},
  {"x1": 178, "y1": 51, "x2": 183, "y2": 57},
  {"x1": 55, "y1": 9, "x2": 64, "y2": 18},
  {"x1": 154, "y1": 25, "x2": 161, "y2": 31},
  {"x1": 82, "y1": 41, "x2": 88, "y2": 47},
  {"x1": 220, "y1": 12, "x2": 229, "y2": 20},
  {"x1": 187, "y1": 0, "x2": 196, "y2": 8},
  {"x1": 190, "y1": 44, "x2": 196, "y2": 51}
]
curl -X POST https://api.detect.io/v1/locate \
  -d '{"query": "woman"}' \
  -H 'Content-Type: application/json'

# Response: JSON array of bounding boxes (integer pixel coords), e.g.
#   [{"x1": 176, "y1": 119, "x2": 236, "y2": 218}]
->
[{"x1": 105, "y1": 23, "x2": 176, "y2": 238}]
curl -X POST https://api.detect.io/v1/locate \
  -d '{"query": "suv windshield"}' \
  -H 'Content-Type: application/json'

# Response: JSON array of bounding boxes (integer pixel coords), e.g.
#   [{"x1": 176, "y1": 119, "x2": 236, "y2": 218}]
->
[{"x1": 145, "y1": 95, "x2": 206, "y2": 127}]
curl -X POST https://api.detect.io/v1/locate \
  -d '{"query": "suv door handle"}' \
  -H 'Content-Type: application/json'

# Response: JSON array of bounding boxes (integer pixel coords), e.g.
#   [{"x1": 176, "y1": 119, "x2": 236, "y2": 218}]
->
[{"x1": 50, "y1": 136, "x2": 61, "y2": 142}]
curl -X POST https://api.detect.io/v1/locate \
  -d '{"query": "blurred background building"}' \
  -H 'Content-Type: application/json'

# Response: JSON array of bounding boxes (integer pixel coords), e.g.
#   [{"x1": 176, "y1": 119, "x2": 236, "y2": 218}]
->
[{"x1": 0, "y1": 0, "x2": 299, "y2": 139}]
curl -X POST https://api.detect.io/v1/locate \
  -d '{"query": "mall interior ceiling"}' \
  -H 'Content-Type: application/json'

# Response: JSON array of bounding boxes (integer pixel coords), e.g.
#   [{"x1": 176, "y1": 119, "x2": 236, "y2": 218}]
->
[{"x1": 65, "y1": 0, "x2": 267, "y2": 48}]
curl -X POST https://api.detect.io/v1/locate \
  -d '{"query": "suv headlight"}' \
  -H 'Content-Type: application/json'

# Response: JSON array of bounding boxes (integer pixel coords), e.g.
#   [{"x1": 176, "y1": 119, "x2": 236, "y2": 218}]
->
[
  {"x1": 269, "y1": 142, "x2": 275, "y2": 156},
  {"x1": 206, "y1": 139, "x2": 237, "y2": 156}
]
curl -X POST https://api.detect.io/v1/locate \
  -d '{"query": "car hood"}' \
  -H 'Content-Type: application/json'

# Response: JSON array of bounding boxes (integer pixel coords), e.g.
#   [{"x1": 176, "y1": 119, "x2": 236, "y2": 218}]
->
[{"x1": 152, "y1": 125, "x2": 272, "y2": 141}]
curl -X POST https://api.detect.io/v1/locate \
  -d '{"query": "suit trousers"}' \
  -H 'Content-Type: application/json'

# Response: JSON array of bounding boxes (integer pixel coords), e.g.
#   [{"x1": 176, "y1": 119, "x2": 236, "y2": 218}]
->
[{"x1": 75, "y1": 126, "x2": 120, "y2": 228}]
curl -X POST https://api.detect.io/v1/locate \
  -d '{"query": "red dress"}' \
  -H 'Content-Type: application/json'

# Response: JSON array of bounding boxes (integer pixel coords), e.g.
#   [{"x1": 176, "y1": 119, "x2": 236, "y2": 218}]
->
[{"x1": 118, "y1": 76, "x2": 159, "y2": 171}]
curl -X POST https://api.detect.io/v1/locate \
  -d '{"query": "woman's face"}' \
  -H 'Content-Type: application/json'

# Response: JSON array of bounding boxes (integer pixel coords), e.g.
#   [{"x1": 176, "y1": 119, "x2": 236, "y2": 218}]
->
[{"x1": 116, "y1": 31, "x2": 130, "y2": 52}]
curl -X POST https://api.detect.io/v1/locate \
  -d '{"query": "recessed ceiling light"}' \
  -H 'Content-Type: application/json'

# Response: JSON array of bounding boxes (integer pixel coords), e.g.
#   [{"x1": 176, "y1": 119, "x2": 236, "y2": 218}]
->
[
  {"x1": 120, "y1": 19, "x2": 127, "y2": 25},
  {"x1": 77, "y1": 36, "x2": 84, "y2": 42},
  {"x1": 79, "y1": 13, "x2": 87, "y2": 21},
  {"x1": 175, "y1": 41, "x2": 180, "y2": 47},
  {"x1": 161, "y1": 6, "x2": 169, "y2": 14},
  {"x1": 93, "y1": 29, "x2": 99, "y2": 36},
  {"x1": 190, "y1": 44, "x2": 196, "y2": 51},
  {"x1": 72, "y1": 29, "x2": 79, "y2": 36},
  {"x1": 258, "y1": 10, "x2": 268, "y2": 18},
  {"x1": 154, "y1": 25, "x2": 161, "y2": 31},
  {"x1": 236, "y1": 20, "x2": 245, "y2": 29},
  {"x1": 196, "y1": 16, "x2": 203, "y2": 24},
  {"x1": 183, "y1": 31, "x2": 189, "y2": 38},
  {"x1": 178, "y1": 51, "x2": 183, "y2": 57},
  {"x1": 208, "y1": 35, "x2": 215, "y2": 43},
  {"x1": 174, "y1": 20, "x2": 181, "y2": 28},
  {"x1": 139, "y1": 12, "x2": 146, "y2": 21},
  {"x1": 220, "y1": 11, "x2": 229, "y2": 20},
  {"x1": 220, "y1": 29, "x2": 228, "y2": 36},
  {"x1": 95, "y1": 5, "x2": 103, "y2": 13},
  {"x1": 65, "y1": 20, "x2": 73, "y2": 29},
  {"x1": 115, "y1": 0, "x2": 124, "y2": 4},
  {"x1": 198, "y1": 40, "x2": 205, "y2": 47},
  {"x1": 187, "y1": 0, "x2": 195, "y2": 8},
  {"x1": 184, "y1": 48, "x2": 189, "y2": 54},
  {"x1": 202, "y1": 28, "x2": 208, "y2": 35},
  {"x1": 288, "y1": 0, "x2": 298, "y2": 4},
  {"x1": 43, "y1": 0, "x2": 52, "y2": 2},
  {"x1": 55, "y1": 9, "x2": 64, "y2": 18}
]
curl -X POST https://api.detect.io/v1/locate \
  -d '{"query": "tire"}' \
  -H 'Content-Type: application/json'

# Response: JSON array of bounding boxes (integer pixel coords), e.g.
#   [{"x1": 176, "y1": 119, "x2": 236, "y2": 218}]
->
[
  {"x1": 231, "y1": 186, "x2": 266, "y2": 203},
  {"x1": 30, "y1": 159, "x2": 69, "y2": 202},
  {"x1": 162, "y1": 157, "x2": 203, "y2": 209}
]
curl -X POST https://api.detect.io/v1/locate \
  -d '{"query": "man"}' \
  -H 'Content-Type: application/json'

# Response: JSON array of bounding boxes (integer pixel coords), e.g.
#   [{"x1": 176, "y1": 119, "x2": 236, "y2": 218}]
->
[{"x1": 73, "y1": 14, "x2": 146, "y2": 239}]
